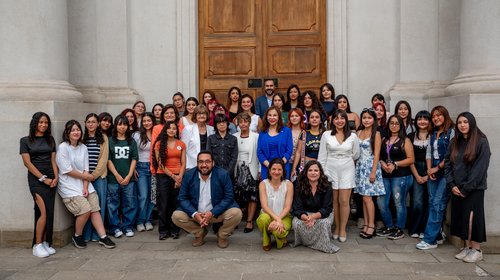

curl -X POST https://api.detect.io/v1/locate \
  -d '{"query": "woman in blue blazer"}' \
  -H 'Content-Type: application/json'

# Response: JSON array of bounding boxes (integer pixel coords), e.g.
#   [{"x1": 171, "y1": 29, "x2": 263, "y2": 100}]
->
[{"x1": 257, "y1": 106, "x2": 294, "y2": 179}]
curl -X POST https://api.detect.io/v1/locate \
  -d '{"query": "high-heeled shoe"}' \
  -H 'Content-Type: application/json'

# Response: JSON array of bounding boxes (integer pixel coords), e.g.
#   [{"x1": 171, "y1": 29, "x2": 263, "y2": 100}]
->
[
  {"x1": 339, "y1": 236, "x2": 347, "y2": 243},
  {"x1": 360, "y1": 226, "x2": 376, "y2": 239},
  {"x1": 243, "y1": 220, "x2": 254, "y2": 233}
]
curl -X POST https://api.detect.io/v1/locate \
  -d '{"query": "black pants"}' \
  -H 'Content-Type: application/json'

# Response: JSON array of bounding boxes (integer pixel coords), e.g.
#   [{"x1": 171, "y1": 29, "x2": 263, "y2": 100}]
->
[{"x1": 156, "y1": 174, "x2": 180, "y2": 234}]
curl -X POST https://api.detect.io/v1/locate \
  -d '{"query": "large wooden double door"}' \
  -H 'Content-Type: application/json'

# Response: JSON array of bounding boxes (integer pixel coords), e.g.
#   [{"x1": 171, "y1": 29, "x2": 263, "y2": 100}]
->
[{"x1": 199, "y1": 0, "x2": 327, "y2": 104}]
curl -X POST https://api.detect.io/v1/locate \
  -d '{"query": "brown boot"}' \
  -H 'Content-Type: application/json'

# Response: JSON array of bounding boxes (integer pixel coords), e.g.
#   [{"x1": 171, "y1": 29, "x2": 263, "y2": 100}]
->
[
  {"x1": 217, "y1": 236, "x2": 229, "y2": 249},
  {"x1": 192, "y1": 229, "x2": 208, "y2": 247}
]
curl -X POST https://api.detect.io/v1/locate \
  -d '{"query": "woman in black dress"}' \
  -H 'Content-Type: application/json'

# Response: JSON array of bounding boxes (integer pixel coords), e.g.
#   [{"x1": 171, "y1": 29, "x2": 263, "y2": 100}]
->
[
  {"x1": 445, "y1": 112, "x2": 490, "y2": 263},
  {"x1": 20, "y1": 112, "x2": 58, "y2": 258}
]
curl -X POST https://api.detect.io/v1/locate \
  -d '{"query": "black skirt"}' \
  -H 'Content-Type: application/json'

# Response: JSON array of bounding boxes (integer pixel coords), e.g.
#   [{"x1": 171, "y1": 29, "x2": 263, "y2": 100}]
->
[{"x1": 450, "y1": 190, "x2": 486, "y2": 243}]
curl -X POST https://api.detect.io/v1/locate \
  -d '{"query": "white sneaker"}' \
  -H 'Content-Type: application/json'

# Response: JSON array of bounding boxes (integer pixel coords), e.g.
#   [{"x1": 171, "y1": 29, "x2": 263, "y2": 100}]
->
[
  {"x1": 114, "y1": 229, "x2": 124, "y2": 238},
  {"x1": 32, "y1": 243, "x2": 49, "y2": 258},
  {"x1": 410, "y1": 233, "x2": 419, "y2": 238},
  {"x1": 136, "y1": 224, "x2": 145, "y2": 232},
  {"x1": 455, "y1": 247, "x2": 472, "y2": 260},
  {"x1": 42, "y1": 241, "x2": 56, "y2": 255},
  {"x1": 125, "y1": 230, "x2": 134, "y2": 237},
  {"x1": 419, "y1": 233, "x2": 424, "y2": 239},
  {"x1": 145, "y1": 222, "x2": 153, "y2": 231},
  {"x1": 463, "y1": 249, "x2": 483, "y2": 263},
  {"x1": 416, "y1": 240, "x2": 437, "y2": 250}
]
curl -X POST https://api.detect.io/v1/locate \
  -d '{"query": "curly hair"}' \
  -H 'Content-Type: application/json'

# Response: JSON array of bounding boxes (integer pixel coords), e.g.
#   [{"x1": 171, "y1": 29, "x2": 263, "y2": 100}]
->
[
  {"x1": 29, "y1": 112, "x2": 55, "y2": 149},
  {"x1": 296, "y1": 160, "x2": 330, "y2": 196},
  {"x1": 83, "y1": 113, "x2": 104, "y2": 145},
  {"x1": 152, "y1": 121, "x2": 179, "y2": 171},
  {"x1": 319, "y1": 83, "x2": 335, "y2": 102},
  {"x1": 300, "y1": 90, "x2": 326, "y2": 116}
]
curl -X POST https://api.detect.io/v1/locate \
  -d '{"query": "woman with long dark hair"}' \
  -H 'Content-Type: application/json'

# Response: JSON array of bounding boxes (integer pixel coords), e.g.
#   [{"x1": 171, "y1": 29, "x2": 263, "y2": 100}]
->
[
  {"x1": 237, "y1": 94, "x2": 261, "y2": 133},
  {"x1": 292, "y1": 160, "x2": 338, "y2": 253},
  {"x1": 318, "y1": 109, "x2": 360, "y2": 242},
  {"x1": 446, "y1": 112, "x2": 490, "y2": 263},
  {"x1": 226, "y1": 86, "x2": 241, "y2": 121},
  {"x1": 20, "y1": 112, "x2": 58, "y2": 257},
  {"x1": 416, "y1": 106, "x2": 455, "y2": 250},
  {"x1": 373, "y1": 102, "x2": 387, "y2": 138},
  {"x1": 181, "y1": 97, "x2": 199, "y2": 127},
  {"x1": 272, "y1": 92, "x2": 288, "y2": 125},
  {"x1": 320, "y1": 83, "x2": 336, "y2": 118},
  {"x1": 378, "y1": 115, "x2": 414, "y2": 240},
  {"x1": 121, "y1": 108, "x2": 138, "y2": 132},
  {"x1": 153, "y1": 121, "x2": 186, "y2": 240},
  {"x1": 394, "y1": 100, "x2": 415, "y2": 135},
  {"x1": 98, "y1": 112, "x2": 113, "y2": 137},
  {"x1": 257, "y1": 106, "x2": 294, "y2": 179},
  {"x1": 283, "y1": 84, "x2": 301, "y2": 112},
  {"x1": 300, "y1": 90, "x2": 327, "y2": 125},
  {"x1": 133, "y1": 112, "x2": 155, "y2": 232},
  {"x1": 151, "y1": 103, "x2": 164, "y2": 125},
  {"x1": 133, "y1": 101, "x2": 146, "y2": 128},
  {"x1": 82, "y1": 113, "x2": 109, "y2": 242},
  {"x1": 354, "y1": 108, "x2": 384, "y2": 239},
  {"x1": 335, "y1": 95, "x2": 360, "y2": 131},
  {"x1": 408, "y1": 110, "x2": 432, "y2": 239}
]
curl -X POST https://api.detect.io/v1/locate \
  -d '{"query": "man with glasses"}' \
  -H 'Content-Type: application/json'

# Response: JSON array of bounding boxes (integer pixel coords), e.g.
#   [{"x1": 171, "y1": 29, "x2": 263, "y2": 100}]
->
[{"x1": 172, "y1": 151, "x2": 242, "y2": 248}]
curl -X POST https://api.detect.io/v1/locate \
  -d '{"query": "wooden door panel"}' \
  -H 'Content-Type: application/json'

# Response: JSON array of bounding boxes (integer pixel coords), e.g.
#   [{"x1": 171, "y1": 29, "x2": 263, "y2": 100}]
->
[{"x1": 199, "y1": 0, "x2": 326, "y2": 101}]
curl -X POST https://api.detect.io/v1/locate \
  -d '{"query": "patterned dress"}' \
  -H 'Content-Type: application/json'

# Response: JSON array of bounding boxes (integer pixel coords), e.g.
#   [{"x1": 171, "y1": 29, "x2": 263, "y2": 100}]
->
[{"x1": 354, "y1": 138, "x2": 385, "y2": 196}]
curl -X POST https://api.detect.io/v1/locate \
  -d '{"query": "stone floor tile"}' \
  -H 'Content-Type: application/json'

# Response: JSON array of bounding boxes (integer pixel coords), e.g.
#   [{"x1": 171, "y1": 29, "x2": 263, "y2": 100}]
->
[
  {"x1": 5, "y1": 270, "x2": 57, "y2": 280},
  {"x1": 337, "y1": 252, "x2": 389, "y2": 262},
  {"x1": 334, "y1": 262, "x2": 413, "y2": 275},
  {"x1": 184, "y1": 272, "x2": 243, "y2": 280},
  {"x1": 173, "y1": 259, "x2": 271, "y2": 273},
  {"x1": 483, "y1": 254, "x2": 500, "y2": 264},
  {"x1": 47, "y1": 271, "x2": 125, "y2": 280},
  {"x1": 408, "y1": 263, "x2": 481, "y2": 276},
  {"x1": 476, "y1": 263, "x2": 500, "y2": 276},
  {"x1": 124, "y1": 259, "x2": 176, "y2": 272},
  {"x1": 385, "y1": 252, "x2": 439, "y2": 263},
  {"x1": 0, "y1": 256, "x2": 44, "y2": 270},
  {"x1": 122, "y1": 271, "x2": 186, "y2": 280},
  {"x1": 32, "y1": 256, "x2": 90, "y2": 271},
  {"x1": 431, "y1": 253, "x2": 463, "y2": 263},
  {"x1": 409, "y1": 276, "x2": 461, "y2": 280},
  {"x1": 78, "y1": 257, "x2": 134, "y2": 271},
  {"x1": 243, "y1": 272, "x2": 300, "y2": 280},
  {"x1": 271, "y1": 261, "x2": 335, "y2": 273}
]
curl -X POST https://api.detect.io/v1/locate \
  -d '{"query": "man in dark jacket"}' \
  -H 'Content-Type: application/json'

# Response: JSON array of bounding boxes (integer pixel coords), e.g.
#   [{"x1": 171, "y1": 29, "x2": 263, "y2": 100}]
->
[{"x1": 172, "y1": 151, "x2": 242, "y2": 248}]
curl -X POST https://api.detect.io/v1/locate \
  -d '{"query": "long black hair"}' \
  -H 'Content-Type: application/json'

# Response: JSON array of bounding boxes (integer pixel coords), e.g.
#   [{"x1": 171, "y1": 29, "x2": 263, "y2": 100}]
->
[
  {"x1": 330, "y1": 109, "x2": 351, "y2": 141},
  {"x1": 384, "y1": 115, "x2": 407, "y2": 145},
  {"x1": 138, "y1": 112, "x2": 154, "y2": 148},
  {"x1": 413, "y1": 110, "x2": 432, "y2": 139},
  {"x1": 83, "y1": 113, "x2": 104, "y2": 145},
  {"x1": 296, "y1": 160, "x2": 330, "y2": 195},
  {"x1": 152, "y1": 121, "x2": 179, "y2": 171},
  {"x1": 450, "y1": 112, "x2": 488, "y2": 165},
  {"x1": 112, "y1": 115, "x2": 132, "y2": 144},
  {"x1": 357, "y1": 108, "x2": 378, "y2": 153},
  {"x1": 335, "y1": 94, "x2": 352, "y2": 113},
  {"x1": 98, "y1": 112, "x2": 113, "y2": 136},
  {"x1": 29, "y1": 112, "x2": 55, "y2": 149}
]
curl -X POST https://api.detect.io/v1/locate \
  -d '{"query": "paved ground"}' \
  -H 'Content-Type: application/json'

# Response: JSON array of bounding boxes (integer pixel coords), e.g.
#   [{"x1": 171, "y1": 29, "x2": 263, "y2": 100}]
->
[{"x1": 1, "y1": 222, "x2": 500, "y2": 280}]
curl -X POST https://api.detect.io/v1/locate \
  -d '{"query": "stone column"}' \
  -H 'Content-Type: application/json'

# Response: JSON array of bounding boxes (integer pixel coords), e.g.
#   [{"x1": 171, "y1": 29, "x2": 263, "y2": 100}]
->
[
  {"x1": 0, "y1": 0, "x2": 81, "y2": 101},
  {"x1": 388, "y1": 0, "x2": 460, "y2": 113},
  {"x1": 443, "y1": 0, "x2": 500, "y2": 252}
]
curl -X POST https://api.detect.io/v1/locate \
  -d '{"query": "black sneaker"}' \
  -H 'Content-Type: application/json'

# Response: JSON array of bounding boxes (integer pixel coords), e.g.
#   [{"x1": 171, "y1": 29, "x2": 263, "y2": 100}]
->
[
  {"x1": 72, "y1": 235, "x2": 87, "y2": 249},
  {"x1": 388, "y1": 228, "x2": 405, "y2": 240},
  {"x1": 98, "y1": 236, "x2": 116, "y2": 249},
  {"x1": 376, "y1": 227, "x2": 394, "y2": 237}
]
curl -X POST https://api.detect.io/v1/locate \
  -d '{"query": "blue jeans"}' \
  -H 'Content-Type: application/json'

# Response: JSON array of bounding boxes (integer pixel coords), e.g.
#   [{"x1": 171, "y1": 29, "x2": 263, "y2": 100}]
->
[
  {"x1": 377, "y1": 175, "x2": 413, "y2": 229},
  {"x1": 408, "y1": 161, "x2": 428, "y2": 235},
  {"x1": 83, "y1": 177, "x2": 107, "y2": 241},
  {"x1": 422, "y1": 176, "x2": 449, "y2": 245},
  {"x1": 136, "y1": 162, "x2": 154, "y2": 225},
  {"x1": 107, "y1": 181, "x2": 137, "y2": 232}
]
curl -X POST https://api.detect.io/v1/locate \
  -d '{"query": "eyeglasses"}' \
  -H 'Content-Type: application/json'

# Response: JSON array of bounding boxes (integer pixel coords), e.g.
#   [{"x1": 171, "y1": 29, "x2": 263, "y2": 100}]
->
[
  {"x1": 362, "y1": 108, "x2": 375, "y2": 113},
  {"x1": 197, "y1": 160, "x2": 212, "y2": 165}
]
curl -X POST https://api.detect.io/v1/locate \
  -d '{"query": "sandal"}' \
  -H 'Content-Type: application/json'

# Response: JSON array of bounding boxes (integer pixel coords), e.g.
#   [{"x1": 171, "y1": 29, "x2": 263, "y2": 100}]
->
[
  {"x1": 360, "y1": 225, "x2": 376, "y2": 239},
  {"x1": 359, "y1": 224, "x2": 368, "y2": 237},
  {"x1": 243, "y1": 220, "x2": 254, "y2": 233}
]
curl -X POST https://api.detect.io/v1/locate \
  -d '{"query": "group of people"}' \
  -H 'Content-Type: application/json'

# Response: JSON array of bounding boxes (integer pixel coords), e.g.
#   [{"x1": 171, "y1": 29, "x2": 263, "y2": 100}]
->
[{"x1": 20, "y1": 80, "x2": 490, "y2": 263}]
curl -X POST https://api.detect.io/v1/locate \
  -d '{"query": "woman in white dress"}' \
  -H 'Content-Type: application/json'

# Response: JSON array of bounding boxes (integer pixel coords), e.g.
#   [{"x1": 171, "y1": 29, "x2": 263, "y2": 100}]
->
[
  {"x1": 181, "y1": 105, "x2": 215, "y2": 169},
  {"x1": 318, "y1": 109, "x2": 360, "y2": 242},
  {"x1": 181, "y1": 97, "x2": 199, "y2": 127}
]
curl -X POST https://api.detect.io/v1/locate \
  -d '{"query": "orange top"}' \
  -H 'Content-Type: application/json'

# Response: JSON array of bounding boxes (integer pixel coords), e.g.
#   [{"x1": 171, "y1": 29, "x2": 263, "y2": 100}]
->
[
  {"x1": 154, "y1": 139, "x2": 185, "y2": 174},
  {"x1": 149, "y1": 120, "x2": 185, "y2": 173}
]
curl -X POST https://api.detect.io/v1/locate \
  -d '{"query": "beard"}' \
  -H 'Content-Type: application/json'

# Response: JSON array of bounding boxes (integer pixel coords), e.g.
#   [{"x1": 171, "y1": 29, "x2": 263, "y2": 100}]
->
[
  {"x1": 266, "y1": 89, "x2": 274, "y2": 96},
  {"x1": 199, "y1": 167, "x2": 213, "y2": 176}
]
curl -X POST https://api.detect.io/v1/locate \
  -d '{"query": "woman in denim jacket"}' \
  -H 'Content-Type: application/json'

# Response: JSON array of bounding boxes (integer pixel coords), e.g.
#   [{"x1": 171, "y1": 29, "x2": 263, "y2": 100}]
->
[{"x1": 416, "y1": 106, "x2": 454, "y2": 250}]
